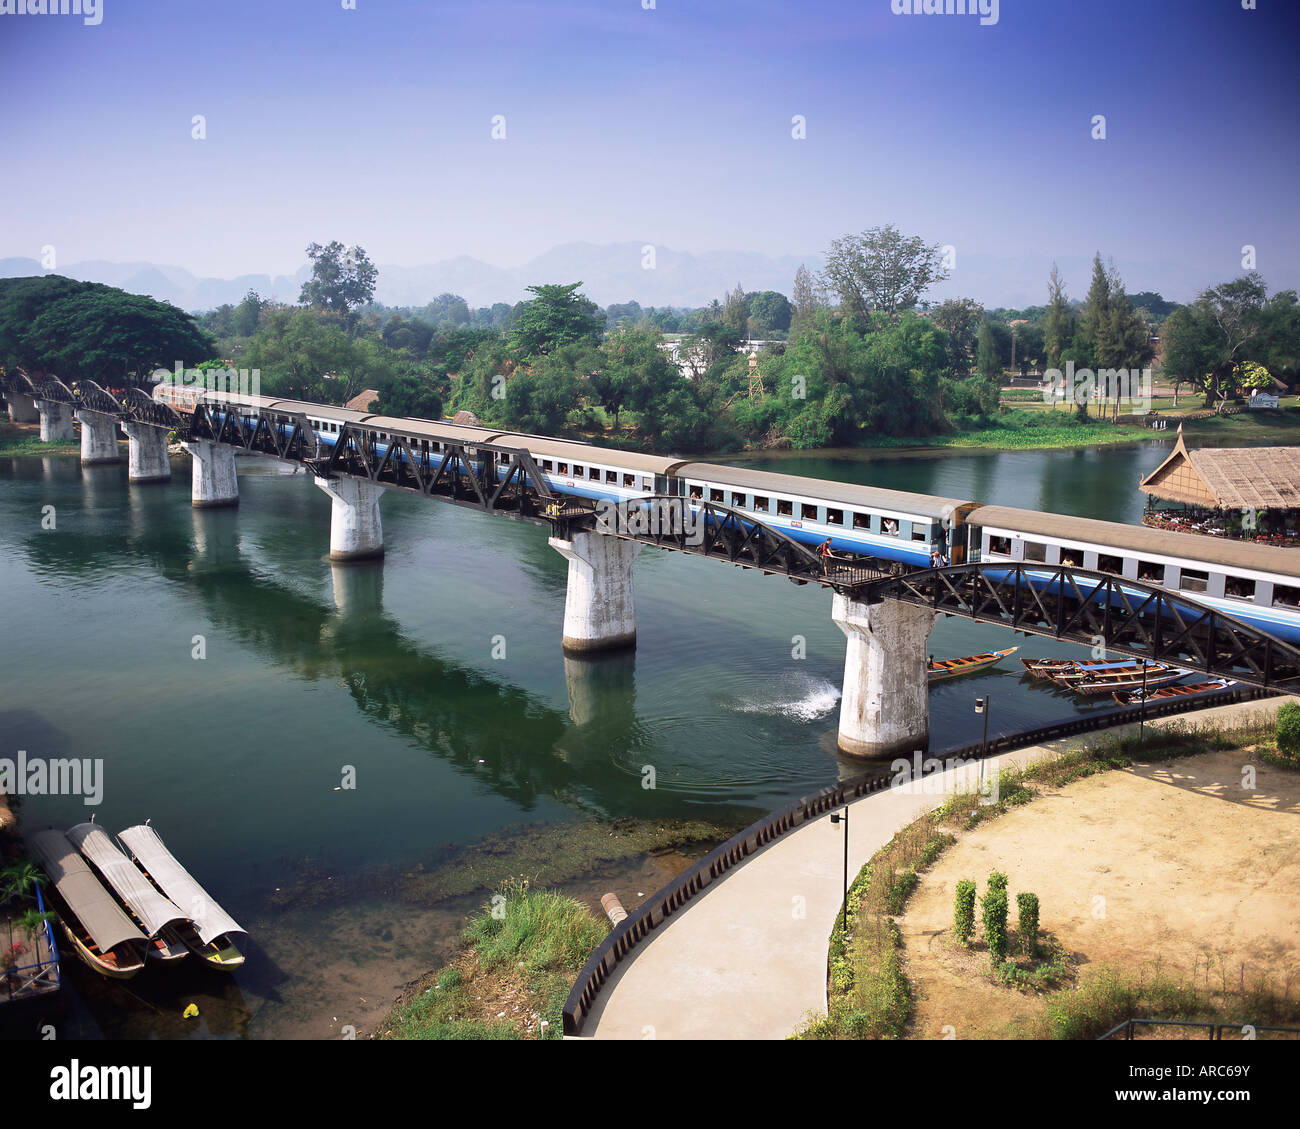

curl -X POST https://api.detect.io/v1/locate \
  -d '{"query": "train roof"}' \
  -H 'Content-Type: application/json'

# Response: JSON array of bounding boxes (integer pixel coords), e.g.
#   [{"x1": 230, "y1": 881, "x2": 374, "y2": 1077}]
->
[
  {"x1": 488, "y1": 433, "x2": 688, "y2": 475},
  {"x1": 676, "y1": 462, "x2": 976, "y2": 522},
  {"x1": 969, "y1": 505, "x2": 1300, "y2": 576}
]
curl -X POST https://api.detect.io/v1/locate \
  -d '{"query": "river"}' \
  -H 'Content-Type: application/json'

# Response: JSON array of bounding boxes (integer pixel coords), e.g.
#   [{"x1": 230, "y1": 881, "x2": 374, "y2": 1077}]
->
[{"x1": 0, "y1": 438, "x2": 1178, "y2": 1038}]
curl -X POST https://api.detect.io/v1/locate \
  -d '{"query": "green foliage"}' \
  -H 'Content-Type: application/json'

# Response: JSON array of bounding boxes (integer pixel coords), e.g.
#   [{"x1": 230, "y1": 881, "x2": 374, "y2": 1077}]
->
[
  {"x1": 987, "y1": 871, "x2": 1008, "y2": 895},
  {"x1": 1016, "y1": 891, "x2": 1040, "y2": 956},
  {"x1": 821, "y1": 224, "x2": 947, "y2": 317},
  {"x1": 508, "y1": 282, "x2": 604, "y2": 358},
  {"x1": 298, "y1": 241, "x2": 378, "y2": 316},
  {"x1": 1275, "y1": 702, "x2": 1300, "y2": 756},
  {"x1": 461, "y1": 877, "x2": 608, "y2": 974},
  {"x1": 982, "y1": 885, "x2": 1009, "y2": 966},
  {"x1": 953, "y1": 879, "x2": 976, "y2": 945}
]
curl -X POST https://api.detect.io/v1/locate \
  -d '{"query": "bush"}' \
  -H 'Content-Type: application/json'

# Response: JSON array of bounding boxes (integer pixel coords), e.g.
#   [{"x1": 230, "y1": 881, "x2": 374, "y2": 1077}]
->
[
  {"x1": 982, "y1": 887, "x2": 1009, "y2": 966},
  {"x1": 1016, "y1": 892, "x2": 1040, "y2": 956},
  {"x1": 1276, "y1": 702, "x2": 1300, "y2": 756},
  {"x1": 954, "y1": 879, "x2": 976, "y2": 945},
  {"x1": 987, "y1": 871, "x2": 1008, "y2": 895}
]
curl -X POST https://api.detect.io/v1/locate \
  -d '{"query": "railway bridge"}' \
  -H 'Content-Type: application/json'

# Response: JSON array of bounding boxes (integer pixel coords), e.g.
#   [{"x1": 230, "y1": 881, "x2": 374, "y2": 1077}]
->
[{"x1": 6, "y1": 370, "x2": 1300, "y2": 760}]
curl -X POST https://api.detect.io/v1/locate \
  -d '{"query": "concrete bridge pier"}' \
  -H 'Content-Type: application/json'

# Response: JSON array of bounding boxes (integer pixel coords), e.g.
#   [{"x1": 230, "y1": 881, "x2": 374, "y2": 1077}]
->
[
  {"x1": 6, "y1": 391, "x2": 38, "y2": 423},
  {"x1": 75, "y1": 409, "x2": 122, "y2": 465},
  {"x1": 832, "y1": 593, "x2": 937, "y2": 759},
  {"x1": 315, "y1": 475, "x2": 385, "y2": 561},
  {"x1": 548, "y1": 531, "x2": 642, "y2": 653},
  {"x1": 183, "y1": 439, "x2": 239, "y2": 508},
  {"x1": 36, "y1": 400, "x2": 74, "y2": 442},
  {"x1": 119, "y1": 420, "x2": 172, "y2": 483}
]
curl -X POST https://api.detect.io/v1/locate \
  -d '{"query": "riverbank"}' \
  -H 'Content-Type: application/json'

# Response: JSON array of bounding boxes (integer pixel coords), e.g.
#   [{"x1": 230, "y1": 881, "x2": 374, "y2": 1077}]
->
[
  {"x1": 0, "y1": 422, "x2": 82, "y2": 458},
  {"x1": 804, "y1": 705, "x2": 1300, "y2": 1040}
]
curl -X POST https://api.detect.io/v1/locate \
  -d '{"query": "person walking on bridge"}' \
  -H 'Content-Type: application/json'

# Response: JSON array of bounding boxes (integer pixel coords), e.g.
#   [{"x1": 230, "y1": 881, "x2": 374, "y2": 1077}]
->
[{"x1": 821, "y1": 538, "x2": 833, "y2": 575}]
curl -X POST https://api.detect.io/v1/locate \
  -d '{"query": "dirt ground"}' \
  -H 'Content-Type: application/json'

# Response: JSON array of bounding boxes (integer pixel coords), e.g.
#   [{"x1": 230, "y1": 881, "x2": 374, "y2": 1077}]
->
[{"x1": 899, "y1": 749, "x2": 1300, "y2": 1039}]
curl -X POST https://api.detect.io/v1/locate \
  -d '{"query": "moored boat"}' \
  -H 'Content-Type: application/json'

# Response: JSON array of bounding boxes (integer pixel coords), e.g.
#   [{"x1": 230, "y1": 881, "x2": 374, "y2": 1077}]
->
[
  {"x1": 26, "y1": 830, "x2": 148, "y2": 980},
  {"x1": 1112, "y1": 679, "x2": 1233, "y2": 705},
  {"x1": 67, "y1": 822, "x2": 189, "y2": 963},
  {"x1": 117, "y1": 824, "x2": 247, "y2": 971},
  {"x1": 1020, "y1": 657, "x2": 1141, "y2": 680},
  {"x1": 929, "y1": 646, "x2": 1018, "y2": 681},
  {"x1": 1048, "y1": 660, "x2": 1174, "y2": 684},
  {"x1": 1058, "y1": 669, "x2": 1189, "y2": 697}
]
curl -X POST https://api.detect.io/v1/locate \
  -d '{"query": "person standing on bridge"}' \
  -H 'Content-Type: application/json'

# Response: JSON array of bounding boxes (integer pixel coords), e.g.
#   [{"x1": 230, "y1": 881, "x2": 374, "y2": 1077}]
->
[{"x1": 821, "y1": 538, "x2": 833, "y2": 575}]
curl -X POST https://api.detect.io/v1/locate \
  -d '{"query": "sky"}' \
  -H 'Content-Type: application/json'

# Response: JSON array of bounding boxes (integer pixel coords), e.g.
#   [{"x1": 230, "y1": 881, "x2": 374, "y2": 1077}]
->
[{"x1": 1, "y1": 0, "x2": 1297, "y2": 306}]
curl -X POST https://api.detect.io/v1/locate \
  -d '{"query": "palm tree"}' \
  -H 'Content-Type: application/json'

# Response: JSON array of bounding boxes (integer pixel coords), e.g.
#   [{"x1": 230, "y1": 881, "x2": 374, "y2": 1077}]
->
[{"x1": 1, "y1": 859, "x2": 46, "y2": 905}]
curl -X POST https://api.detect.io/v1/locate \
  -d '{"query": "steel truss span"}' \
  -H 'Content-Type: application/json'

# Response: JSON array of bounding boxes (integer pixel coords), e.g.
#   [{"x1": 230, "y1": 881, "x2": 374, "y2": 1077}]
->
[{"x1": 862, "y1": 563, "x2": 1300, "y2": 691}]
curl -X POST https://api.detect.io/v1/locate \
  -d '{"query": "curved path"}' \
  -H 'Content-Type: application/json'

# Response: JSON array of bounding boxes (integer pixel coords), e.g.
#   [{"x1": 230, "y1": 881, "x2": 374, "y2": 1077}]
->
[{"x1": 581, "y1": 697, "x2": 1290, "y2": 1040}]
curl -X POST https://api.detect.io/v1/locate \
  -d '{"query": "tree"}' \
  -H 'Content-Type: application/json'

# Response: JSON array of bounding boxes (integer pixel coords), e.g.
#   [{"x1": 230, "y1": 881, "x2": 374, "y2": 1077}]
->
[
  {"x1": 232, "y1": 289, "x2": 267, "y2": 337},
  {"x1": 19, "y1": 281, "x2": 214, "y2": 382},
  {"x1": 1043, "y1": 263, "x2": 1073, "y2": 372},
  {"x1": 508, "y1": 282, "x2": 604, "y2": 358},
  {"x1": 820, "y1": 224, "x2": 948, "y2": 318},
  {"x1": 747, "y1": 290, "x2": 792, "y2": 337},
  {"x1": 975, "y1": 321, "x2": 1001, "y2": 411},
  {"x1": 791, "y1": 263, "x2": 817, "y2": 335},
  {"x1": 298, "y1": 241, "x2": 378, "y2": 318},
  {"x1": 501, "y1": 343, "x2": 588, "y2": 433},
  {"x1": 1160, "y1": 274, "x2": 1269, "y2": 411},
  {"x1": 590, "y1": 327, "x2": 676, "y2": 432},
  {"x1": 1080, "y1": 253, "x2": 1115, "y2": 370},
  {"x1": 932, "y1": 298, "x2": 984, "y2": 373}
]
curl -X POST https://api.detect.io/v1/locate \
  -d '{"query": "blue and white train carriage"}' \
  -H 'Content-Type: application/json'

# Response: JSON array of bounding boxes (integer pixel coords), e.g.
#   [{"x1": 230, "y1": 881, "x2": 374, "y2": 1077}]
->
[{"x1": 964, "y1": 505, "x2": 1300, "y2": 646}]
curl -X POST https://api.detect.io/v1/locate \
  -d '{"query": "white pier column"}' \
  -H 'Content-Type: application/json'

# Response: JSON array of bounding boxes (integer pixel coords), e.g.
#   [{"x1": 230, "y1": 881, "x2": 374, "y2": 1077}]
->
[
  {"x1": 548, "y1": 531, "x2": 642, "y2": 653},
  {"x1": 314, "y1": 475, "x2": 385, "y2": 561},
  {"x1": 832, "y1": 593, "x2": 936, "y2": 759},
  {"x1": 75, "y1": 409, "x2": 122, "y2": 465},
  {"x1": 119, "y1": 420, "x2": 172, "y2": 483},
  {"x1": 36, "y1": 399, "x2": 74, "y2": 442},
  {"x1": 183, "y1": 439, "x2": 239, "y2": 508},
  {"x1": 7, "y1": 390, "x2": 38, "y2": 423}
]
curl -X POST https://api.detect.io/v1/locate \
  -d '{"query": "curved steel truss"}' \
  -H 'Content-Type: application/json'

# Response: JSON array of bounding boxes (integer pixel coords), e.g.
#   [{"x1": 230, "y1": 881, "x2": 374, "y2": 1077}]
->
[
  {"x1": 74, "y1": 380, "x2": 125, "y2": 416},
  {"x1": 32, "y1": 376, "x2": 77, "y2": 404},
  {"x1": 120, "y1": 387, "x2": 184, "y2": 430},
  {"x1": 863, "y1": 563, "x2": 1300, "y2": 690},
  {"x1": 186, "y1": 401, "x2": 319, "y2": 461}
]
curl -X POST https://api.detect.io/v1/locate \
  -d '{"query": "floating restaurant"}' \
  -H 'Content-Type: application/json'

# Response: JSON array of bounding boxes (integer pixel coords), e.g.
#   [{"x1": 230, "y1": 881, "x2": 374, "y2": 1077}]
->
[{"x1": 1139, "y1": 428, "x2": 1300, "y2": 546}]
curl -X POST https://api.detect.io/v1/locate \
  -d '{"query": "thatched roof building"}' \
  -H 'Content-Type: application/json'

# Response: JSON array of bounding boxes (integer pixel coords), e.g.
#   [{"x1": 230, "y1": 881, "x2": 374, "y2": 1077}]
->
[{"x1": 1139, "y1": 428, "x2": 1300, "y2": 510}]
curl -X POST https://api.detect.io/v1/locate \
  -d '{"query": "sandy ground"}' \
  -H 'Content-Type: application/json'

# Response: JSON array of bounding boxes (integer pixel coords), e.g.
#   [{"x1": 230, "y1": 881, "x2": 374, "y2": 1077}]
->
[{"x1": 900, "y1": 749, "x2": 1300, "y2": 1039}]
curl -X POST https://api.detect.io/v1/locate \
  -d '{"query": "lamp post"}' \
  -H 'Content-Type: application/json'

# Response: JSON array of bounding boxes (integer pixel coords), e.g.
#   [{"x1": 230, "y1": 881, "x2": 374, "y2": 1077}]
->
[
  {"x1": 830, "y1": 807, "x2": 849, "y2": 935},
  {"x1": 1139, "y1": 659, "x2": 1148, "y2": 743},
  {"x1": 976, "y1": 694, "x2": 990, "y2": 791}
]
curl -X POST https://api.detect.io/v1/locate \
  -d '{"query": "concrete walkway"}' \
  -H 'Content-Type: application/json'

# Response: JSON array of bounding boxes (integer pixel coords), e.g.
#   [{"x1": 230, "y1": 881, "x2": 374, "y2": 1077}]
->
[{"x1": 583, "y1": 696, "x2": 1289, "y2": 1040}]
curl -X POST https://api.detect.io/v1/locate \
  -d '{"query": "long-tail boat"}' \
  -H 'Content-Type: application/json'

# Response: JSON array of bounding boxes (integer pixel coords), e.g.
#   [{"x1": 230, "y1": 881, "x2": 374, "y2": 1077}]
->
[
  {"x1": 1020, "y1": 657, "x2": 1141, "y2": 680},
  {"x1": 1057, "y1": 668, "x2": 1188, "y2": 697},
  {"x1": 928, "y1": 646, "x2": 1018, "y2": 681},
  {"x1": 1112, "y1": 679, "x2": 1233, "y2": 705}
]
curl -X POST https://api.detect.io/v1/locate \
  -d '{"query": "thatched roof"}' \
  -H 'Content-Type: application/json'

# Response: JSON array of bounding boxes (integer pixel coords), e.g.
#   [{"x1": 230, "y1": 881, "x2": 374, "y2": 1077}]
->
[
  {"x1": 451, "y1": 410, "x2": 481, "y2": 427},
  {"x1": 1140, "y1": 428, "x2": 1300, "y2": 509},
  {"x1": 344, "y1": 389, "x2": 380, "y2": 412}
]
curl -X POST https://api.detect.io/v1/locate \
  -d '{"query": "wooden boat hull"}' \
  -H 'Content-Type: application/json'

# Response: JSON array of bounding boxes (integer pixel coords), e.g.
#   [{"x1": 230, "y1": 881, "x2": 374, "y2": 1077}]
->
[
  {"x1": 929, "y1": 646, "x2": 1018, "y2": 681},
  {"x1": 1064, "y1": 671, "x2": 1188, "y2": 697},
  {"x1": 1048, "y1": 663, "x2": 1176, "y2": 685},
  {"x1": 167, "y1": 924, "x2": 245, "y2": 970},
  {"x1": 1112, "y1": 680, "x2": 1232, "y2": 705},
  {"x1": 1020, "y1": 657, "x2": 1141, "y2": 681},
  {"x1": 58, "y1": 920, "x2": 145, "y2": 980}
]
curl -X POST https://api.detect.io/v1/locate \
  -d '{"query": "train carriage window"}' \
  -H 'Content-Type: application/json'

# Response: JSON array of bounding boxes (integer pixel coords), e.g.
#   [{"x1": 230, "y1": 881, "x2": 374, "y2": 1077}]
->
[
  {"x1": 542, "y1": 460, "x2": 553, "y2": 471},
  {"x1": 882, "y1": 519, "x2": 899, "y2": 537},
  {"x1": 801, "y1": 503, "x2": 818, "y2": 521},
  {"x1": 573, "y1": 465, "x2": 584, "y2": 477},
  {"x1": 1179, "y1": 568, "x2": 1209, "y2": 594},
  {"x1": 753, "y1": 495, "x2": 769, "y2": 512},
  {"x1": 557, "y1": 462, "x2": 568, "y2": 474},
  {"x1": 732, "y1": 493, "x2": 746, "y2": 508},
  {"x1": 777, "y1": 499, "x2": 793, "y2": 516},
  {"x1": 606, "y1": 470, "x2": 618, "y2": 484},
  {"x1": 1136, "y1": 560, "x2": 1165, "y2": 583},
  {"x1": 1273, "y1": 584, "x2": 1300, "y2": 608},
  {"x1": 1060, "y1": 549, "x2": 1084, "y2": 567},
  {"x1": 911, "y1": 527, "x2": 927, "y2": 542},
  {"x1": 826, "y1": 508, "x2": 843, "y2": 526},
  {"x1": 852, "y1": 512, "x2": 870, "y2": 529},
  {"x1": 1224, "y1": 577, "x2": 1255, "y2": 601},
  {"x1": 988, "y1": 535, "x2": 1011, "y2": 555},
  {"x1": 641, "y1": 478, "x2": 653, "y2": 492},
  {"x1": 1023, "y1": 541, "x2": 1048, "y2": 562},
  {"x1": 690, "y1": 485, "x2": 704, "y2": 500},
  {"x1": 623, "y1": 474, "x2": 635, "y2": 487},
  {"x1": 1097, "y1": 553, "x2": 1122, "y2": 575},
  {"x1": 710, "y1": 489, "x2": 725, "y2": 502}
]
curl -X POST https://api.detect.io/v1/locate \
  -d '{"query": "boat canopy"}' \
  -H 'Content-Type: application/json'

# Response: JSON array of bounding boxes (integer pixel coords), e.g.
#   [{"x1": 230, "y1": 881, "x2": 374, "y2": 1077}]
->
[
  {"x1": 28, "y1": 829, "x2": 148, "y2": 954},
  {"x1": 117, "y1": 825, "x2": 245, "y2": 946},
  {"x1": 67, "y1": 822, "x2": 187, "y2": 938}
]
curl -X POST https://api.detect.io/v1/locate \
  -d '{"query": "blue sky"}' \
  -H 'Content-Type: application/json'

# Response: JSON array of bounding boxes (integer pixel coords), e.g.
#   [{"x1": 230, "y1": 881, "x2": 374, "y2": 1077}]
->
[{"x1": 1, "y1": 0, "x2": 1296, "y2": 305}]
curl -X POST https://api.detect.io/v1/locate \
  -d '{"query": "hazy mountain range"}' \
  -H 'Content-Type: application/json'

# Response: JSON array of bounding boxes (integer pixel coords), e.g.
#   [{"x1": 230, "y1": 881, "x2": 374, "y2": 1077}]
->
[{"x1": 0, "y1": 242, "x2": 1195, "y2": 314}]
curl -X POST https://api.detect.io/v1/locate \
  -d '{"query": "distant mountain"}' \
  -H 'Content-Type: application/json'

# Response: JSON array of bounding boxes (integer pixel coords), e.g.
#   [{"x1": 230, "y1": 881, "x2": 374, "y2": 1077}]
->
[{"x1": 0, "y1": 244, "x2": 823, "y2": 313}]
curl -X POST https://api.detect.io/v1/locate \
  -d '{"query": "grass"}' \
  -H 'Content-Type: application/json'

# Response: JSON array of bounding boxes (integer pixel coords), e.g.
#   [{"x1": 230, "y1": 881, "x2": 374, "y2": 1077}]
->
[
  {"x1": 798, "y1": 709, "x2": 1289, "y2": 1040},
  {"x1": 376, "y1": 877, "x2": 608, "y2": 1040},
  {"x1": 0, "y1": 422, "x2": 81, "y2": 457}
]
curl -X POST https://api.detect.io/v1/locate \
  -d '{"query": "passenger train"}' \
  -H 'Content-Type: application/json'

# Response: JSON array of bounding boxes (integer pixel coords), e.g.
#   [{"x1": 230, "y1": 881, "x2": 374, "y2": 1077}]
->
[{"x1": 155, "y1": 383, "x2": 1300, "y2": 646}]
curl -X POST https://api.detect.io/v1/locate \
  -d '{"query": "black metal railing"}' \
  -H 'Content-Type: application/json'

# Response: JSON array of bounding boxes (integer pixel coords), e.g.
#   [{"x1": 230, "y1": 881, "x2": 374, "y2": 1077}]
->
[
  {"x1": 561, "y1": 682, "x2": 1277, "y2": 1036},
  {"x1": 1100, "y1": 1017, "x2": 1300, "y2": 1040}
]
